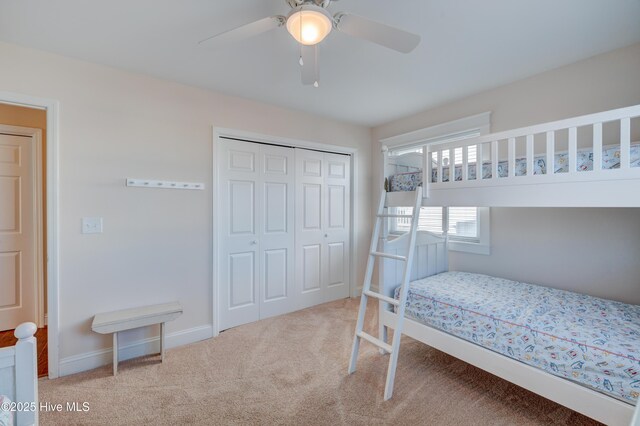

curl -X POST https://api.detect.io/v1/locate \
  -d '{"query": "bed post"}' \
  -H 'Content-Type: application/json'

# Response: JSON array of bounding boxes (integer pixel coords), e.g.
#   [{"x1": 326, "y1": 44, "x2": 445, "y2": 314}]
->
[
  {"x1": 424, "y1": 145, "x2": 430, "y2": 199},
  {"x1": 14, "y1": 322, "x2": 38, "y2": 426},
  {"x1": 381, "y1": 144, "x2": 389, "y2": 189},
  {"x1": 379, "y1": 145, "x2": 389, "y2": 349},
  {"x1": 444, "y1": 234, "x2": 450, "y2": 272}
]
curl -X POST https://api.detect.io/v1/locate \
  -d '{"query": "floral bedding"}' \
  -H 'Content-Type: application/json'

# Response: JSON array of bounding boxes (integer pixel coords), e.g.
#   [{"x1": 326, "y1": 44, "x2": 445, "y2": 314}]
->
[
  {"x1": 389, "y1": 171, "x2": 422, "y2": 192},
  {"x1": 394, "y1": 271, "x2": 640, "y2": 403}
]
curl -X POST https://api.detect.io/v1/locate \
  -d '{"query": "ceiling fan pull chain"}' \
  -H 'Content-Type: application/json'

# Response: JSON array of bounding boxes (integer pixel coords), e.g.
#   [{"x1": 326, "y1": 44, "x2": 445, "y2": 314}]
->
[
  {"x1": 299, "y1": 10, "x2": 304, "y2": 66},
  {"x1": 314, "y1": 44, "x2": 319, "y2": 88}
]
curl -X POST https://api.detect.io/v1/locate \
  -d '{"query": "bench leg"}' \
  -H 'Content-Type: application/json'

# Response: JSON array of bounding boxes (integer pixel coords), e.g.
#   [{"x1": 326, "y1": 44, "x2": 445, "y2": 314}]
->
[
  {"x1": 160, "y1": 322, "x2": 165, "y2": 362},
  {"x1": 113, "y1": 332, "x2": 118, "y2": 375}
]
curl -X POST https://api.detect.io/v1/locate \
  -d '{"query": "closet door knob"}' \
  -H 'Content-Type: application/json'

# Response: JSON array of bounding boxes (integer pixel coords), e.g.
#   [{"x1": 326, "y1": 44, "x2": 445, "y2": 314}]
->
[
  {"x1": 250, "y1": 240, "x2": 257, "y2": 245},
  {"x1": 324, "y1": 234, "x2": 328, "y2": 238}
]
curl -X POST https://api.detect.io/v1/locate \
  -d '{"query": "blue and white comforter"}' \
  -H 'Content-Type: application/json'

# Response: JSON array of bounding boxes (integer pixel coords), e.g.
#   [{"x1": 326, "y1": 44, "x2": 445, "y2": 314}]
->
[{"x1": 394, "y1": 271, "x2": 640, "y2": 403}]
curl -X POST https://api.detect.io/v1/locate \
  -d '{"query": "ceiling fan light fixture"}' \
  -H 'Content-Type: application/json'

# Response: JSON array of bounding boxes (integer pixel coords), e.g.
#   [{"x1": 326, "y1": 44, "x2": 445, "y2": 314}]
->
[{"x1": 286, "y1": 5, "x2": 333, "y2": 46}]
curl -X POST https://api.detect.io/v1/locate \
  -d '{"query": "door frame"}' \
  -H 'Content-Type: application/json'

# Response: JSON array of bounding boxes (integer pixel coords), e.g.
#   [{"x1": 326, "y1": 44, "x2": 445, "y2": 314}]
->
[
  {"x1": 0, "y1": 92, "x2": 60, "y2": 379},
  {"x1": 211, "y1": 127, "x2": 359, "y2": 336},
  {"x1": 0, "y1": 124, "x2": 44, "y2": 328}
]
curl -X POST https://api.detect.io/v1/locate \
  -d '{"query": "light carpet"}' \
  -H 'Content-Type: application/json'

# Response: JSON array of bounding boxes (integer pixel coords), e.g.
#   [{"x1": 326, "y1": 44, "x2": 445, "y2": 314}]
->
[{"x1": 39, "y1": 298, "x2": 599, "y2": 425}]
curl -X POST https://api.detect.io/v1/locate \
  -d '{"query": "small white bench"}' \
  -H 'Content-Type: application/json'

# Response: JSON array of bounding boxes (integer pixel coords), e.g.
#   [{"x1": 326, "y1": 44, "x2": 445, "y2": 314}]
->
[{"x1": 91, "y1": 302, "x2": 182, "y2": 375}]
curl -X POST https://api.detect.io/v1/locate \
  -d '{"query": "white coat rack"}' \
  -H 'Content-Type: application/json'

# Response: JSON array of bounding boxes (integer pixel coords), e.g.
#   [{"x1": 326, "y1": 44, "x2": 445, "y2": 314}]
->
[{"x1": 126, "y1": 178, "x2": 204, "y2": 190}]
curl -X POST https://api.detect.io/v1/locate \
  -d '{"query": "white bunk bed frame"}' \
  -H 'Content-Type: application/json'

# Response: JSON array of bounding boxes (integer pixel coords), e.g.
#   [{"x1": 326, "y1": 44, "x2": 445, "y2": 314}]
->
[
  {"x1": 378, "y1": 233, "x2": 635, "y2": 425},
  {"x1": 0, "y1": 323, "x2": 39, "y2": 426},
  {"x1": 377, "y1": 105, "x2": 640, "y2": 425}
]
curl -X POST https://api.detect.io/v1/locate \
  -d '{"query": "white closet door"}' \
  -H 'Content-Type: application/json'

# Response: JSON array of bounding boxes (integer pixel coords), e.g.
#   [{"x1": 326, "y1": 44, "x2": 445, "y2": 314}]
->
[
  {"x1": 323, "y1": 153, "x2": 351, "y2": 302},
  {"x1": 295, "y1": 149, "x2": 326, "y2": 309},
  {"x1": 295, "y1": 149, "x2": 351, "y2": 309},
  {"x1": 258, "y1": 144, "x2": 295, "y2": 320},
  {"x1": 219, "y1": 139, "x2": 295, "y2": 330},
  {"x1": 219, "y1": 140, "x2": 260, "y2": 330}
]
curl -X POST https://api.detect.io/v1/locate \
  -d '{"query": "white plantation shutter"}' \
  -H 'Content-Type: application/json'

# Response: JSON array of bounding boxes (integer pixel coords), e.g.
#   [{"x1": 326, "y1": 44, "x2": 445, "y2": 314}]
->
[
  {"x1": 392, "y1": 207, "x2": 414, "y2": 232},
  {"x1": 391, "y1": 206, "x2": 479, "y2": 241},
  {"x1": 447, "y1": 207, "x2": 478, "y2": 239},
  {"x1": 392, "y1": 207, "x2": 443, "y2": 233},
  {"x1": 418, "y1": 207, "x2": 444, "y2": 233}
]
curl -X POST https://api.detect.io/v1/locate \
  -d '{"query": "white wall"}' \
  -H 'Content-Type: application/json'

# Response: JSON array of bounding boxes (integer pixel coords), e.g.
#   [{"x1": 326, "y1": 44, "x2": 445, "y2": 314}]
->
[
  {"x1": 0, "y1": 41, "x2": 372, "y2": 373},
  {"x1": 373, "y1": 42, "x2": 640, "y2": 304}
]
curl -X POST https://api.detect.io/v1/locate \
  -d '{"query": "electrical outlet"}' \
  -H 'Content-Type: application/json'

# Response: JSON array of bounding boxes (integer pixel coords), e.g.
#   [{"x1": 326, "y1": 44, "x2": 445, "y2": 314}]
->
[{"x1": 82, "y1": 217, "x2": 103, "y2": 234}]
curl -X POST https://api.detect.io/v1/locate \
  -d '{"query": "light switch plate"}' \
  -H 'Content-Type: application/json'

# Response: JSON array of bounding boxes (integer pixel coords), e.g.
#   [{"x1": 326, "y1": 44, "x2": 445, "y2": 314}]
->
[{"x1": 82, "y1": 217, "x2": 103, "y2": 234}]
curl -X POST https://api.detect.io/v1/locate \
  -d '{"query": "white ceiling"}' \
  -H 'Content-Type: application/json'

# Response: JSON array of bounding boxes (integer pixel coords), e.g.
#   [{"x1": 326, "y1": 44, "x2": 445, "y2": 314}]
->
[{"x1": 1, "y1": 0, "x2": 639, "y2": 126}]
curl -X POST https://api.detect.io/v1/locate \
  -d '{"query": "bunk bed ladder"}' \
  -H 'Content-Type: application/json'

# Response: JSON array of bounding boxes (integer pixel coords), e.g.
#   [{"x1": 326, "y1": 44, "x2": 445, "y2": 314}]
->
[{"x1": 348, "y1": 186, "x2": 422, "y2": 400}]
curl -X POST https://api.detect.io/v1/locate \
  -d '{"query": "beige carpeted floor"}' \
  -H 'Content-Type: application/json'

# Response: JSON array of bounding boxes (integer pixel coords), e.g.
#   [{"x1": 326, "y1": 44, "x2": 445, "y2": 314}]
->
[{"x1": 39, "y1": 299, "x2": 600, "y2": 425}]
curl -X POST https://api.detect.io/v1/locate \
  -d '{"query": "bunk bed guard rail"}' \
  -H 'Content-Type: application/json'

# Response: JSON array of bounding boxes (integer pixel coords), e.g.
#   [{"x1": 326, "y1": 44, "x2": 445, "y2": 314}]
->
[{"x1": 421, "y1": 105, "x2": 640, "y2": 205}]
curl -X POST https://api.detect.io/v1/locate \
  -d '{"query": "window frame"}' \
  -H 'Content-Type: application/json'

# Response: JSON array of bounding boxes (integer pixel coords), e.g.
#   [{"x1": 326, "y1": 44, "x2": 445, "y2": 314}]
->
[
  {"x1": 448, "y1": 207, "x2": 490, "y2": 255},
  {"x1": 381, "y1": 112, "x2": 492, "y2": 255},
  {"x1": 388, "y1": 206, "x2": 490, "y2": 255}
]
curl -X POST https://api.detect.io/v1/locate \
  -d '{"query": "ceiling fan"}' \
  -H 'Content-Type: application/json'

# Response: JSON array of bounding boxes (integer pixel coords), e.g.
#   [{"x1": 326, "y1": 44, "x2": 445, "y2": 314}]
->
[{"x1": 198, "y1": 0, "x2": 421, "y2": 87}]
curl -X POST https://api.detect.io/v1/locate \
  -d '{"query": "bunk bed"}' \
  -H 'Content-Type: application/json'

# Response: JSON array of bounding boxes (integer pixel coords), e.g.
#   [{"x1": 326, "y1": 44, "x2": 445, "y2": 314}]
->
[
  {"x1": 376, "y1": 105, "x2": 640, "y2": 426},
  {"x1": 0, "y1": 323, "x2": 39, "y2": 426}
]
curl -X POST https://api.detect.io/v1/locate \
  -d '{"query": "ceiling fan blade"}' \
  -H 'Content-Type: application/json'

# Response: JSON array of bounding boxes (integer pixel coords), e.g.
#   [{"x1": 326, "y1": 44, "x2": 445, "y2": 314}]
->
[
  {"x1": 334, "y1": 12, "x2": 420, "y2": 53},
  {"x1": 301, "y1": 44, "x2": 319, "y2": 86},
  {"x1": 199, "y1": 16, "x2": 285, "y2": 48}
]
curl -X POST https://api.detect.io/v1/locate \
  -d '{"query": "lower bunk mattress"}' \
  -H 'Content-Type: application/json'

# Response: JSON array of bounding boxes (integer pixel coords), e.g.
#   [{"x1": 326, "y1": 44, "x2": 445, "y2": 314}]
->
[{"x1": 393, "y1": 271, "x2": 640, "y2": 403}]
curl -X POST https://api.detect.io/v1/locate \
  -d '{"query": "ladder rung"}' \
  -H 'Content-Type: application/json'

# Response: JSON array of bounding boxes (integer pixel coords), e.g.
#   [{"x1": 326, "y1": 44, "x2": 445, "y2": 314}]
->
[
  {"x1": 370, "y1": 251, "x2": 406, "y2": 261},
  {"x1": 364, "y1": 290, "x2": 400, "y2": 306},
  {"x1": 357, "y1": 331, "x2": 393, "y2": 353},
  {"x1": 377, "y1": 214, "x2": 414, "y2": 219}
]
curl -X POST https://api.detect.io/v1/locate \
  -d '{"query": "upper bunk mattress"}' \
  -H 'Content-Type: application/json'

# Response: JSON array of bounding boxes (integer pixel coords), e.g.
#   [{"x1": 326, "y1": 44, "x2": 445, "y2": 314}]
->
[{"x1": 393, "y1": 271, "x2": 640, "y2": 403}]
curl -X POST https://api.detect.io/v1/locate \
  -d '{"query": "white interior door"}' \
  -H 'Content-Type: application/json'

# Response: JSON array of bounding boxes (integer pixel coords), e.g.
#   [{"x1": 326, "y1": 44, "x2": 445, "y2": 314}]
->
[
  {"x1": 0, "y1": 133, "x2": 37, "y2": 331},
  {"x1": 295, "y1": 149, "x2": 351, "y2": 309},
  {"x1": 218, "y1": 139, "x2": 295, "y2": 330}
]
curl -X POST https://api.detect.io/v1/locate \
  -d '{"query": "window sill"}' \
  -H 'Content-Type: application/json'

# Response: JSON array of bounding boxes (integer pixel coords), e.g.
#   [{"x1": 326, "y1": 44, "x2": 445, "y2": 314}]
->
[{"x1": 448, "y1": 240, "x2": 490, "y2": 256}]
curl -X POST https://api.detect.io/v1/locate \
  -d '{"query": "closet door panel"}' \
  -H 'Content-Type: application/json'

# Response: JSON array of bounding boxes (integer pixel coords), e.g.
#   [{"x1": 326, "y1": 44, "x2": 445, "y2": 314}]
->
[
  {"x1": 302, "y1": 244, "x2": 322, "y2": 292},
  {"x1": 303, "y1": 184, "x2": 322, "y2": 229},
  {"x1": 229, "y1": 252, "x2": 256, "y2": 307},
  {"x1": 258, "y1": 144, "x2": 295, "y2": 319},
  {"x1": 229, "y1": 181, "x2": 255, "y2": 234},
  {"x1": 324, "y1": 153, "x2": 351, "y2": 301},
  {"x1": 219, "y1": 140, "x2": 260, "y2": 330},
  {"x1": 263, "y1": 249, "x2": 287, "y2": 301},
  {"x1": 327, "y1": 185, "x2": 345, "y2": 229},
  {"x1": 296, "y1": 149, "x2": 325, "y2": 309},
  {"x1": 264, "y1": 182, "x2": 287, "y2": 233},
  {"x1": 327, "y1": 242, "x2": 345, "y2": 287},
  {"x1": 296, "y1": 149, "x2": 351, "y2": 307}
]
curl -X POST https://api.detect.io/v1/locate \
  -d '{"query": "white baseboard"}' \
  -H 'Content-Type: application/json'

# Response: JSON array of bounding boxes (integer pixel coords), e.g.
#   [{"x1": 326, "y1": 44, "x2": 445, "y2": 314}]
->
[
  {"x1": 58, "y1": 324, "x2": 213, "y2": 377},
  {"x1": 351, "y1": 286, "x2": 363, "y2": 298}
]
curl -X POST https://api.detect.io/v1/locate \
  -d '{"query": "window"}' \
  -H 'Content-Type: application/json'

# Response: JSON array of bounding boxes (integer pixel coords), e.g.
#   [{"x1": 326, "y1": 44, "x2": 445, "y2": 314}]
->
[
  {"x1": 382, "y1": 112, "x2": 493, "y2": 255},
  {"x1": 390, "y1": 206, "x2": 490, "y2": 255},
  {"x1": 391, "y1": 206, "x2": 479, "y2": 241}
]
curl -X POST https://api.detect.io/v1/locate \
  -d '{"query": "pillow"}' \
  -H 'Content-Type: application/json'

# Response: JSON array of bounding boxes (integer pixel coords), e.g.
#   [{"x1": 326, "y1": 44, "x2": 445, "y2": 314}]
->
[{"x1": 390, "y1": 171, "x2": 422, "y2": 191}]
